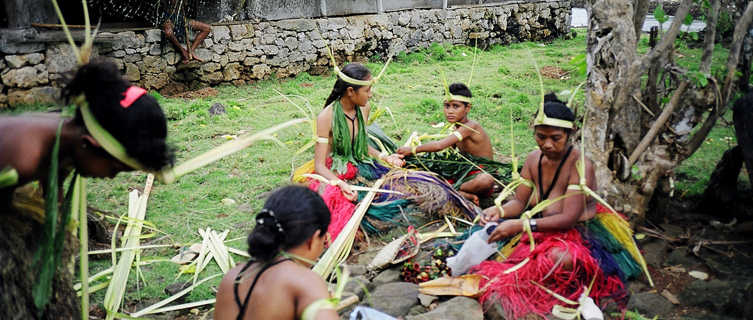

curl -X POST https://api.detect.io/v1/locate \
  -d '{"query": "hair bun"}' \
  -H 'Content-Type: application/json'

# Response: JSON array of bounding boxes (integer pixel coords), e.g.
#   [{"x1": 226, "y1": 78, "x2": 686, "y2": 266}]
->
[
  {"x1": 246, "y1": 186, "x2": 331, "y2": 262},
  {"x1": 256, "y1": 209, "x2": 284, "y2": 233}
]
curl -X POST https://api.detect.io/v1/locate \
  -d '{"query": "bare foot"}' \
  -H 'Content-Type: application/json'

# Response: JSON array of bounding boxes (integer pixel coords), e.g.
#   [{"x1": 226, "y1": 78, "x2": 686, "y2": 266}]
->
[
  {"x1": 179, "y1": 48, "x2": 192, "y2": 64},
  {"x1": 190, "y1": 51, "x2": 204, "y2": 62},
  {"x1": 459, "y1": 191, "x2": 480, "y2": 206}
]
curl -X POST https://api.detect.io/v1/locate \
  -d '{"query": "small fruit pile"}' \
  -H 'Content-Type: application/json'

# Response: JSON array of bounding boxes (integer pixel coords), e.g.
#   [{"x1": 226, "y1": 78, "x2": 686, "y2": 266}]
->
[{"x1": 400, "y1": 247, "x2": 454, "y2": 283}]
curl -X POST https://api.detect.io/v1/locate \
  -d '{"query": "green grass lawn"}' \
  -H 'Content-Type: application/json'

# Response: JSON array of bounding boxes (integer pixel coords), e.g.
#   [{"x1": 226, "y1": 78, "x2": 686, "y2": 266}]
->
[{"x1": 2, "y1": 29, "x2": 746, "y2": 316}]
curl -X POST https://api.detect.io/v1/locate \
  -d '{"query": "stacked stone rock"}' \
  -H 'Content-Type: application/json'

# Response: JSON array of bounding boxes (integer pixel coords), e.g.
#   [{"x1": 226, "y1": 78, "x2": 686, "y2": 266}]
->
[{"x1": 0, "y1": 0, "x2": 570, "y2": 108}]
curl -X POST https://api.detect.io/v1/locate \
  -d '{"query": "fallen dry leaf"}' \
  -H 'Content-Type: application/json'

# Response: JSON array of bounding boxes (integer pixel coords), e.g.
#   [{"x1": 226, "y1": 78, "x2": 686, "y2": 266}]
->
[
  {"x1": 688, "y1": 270, "x2": 709, "y2": 280},
  {"x1": 661, "y1": 289, "x2": 680, "y2": 305}
]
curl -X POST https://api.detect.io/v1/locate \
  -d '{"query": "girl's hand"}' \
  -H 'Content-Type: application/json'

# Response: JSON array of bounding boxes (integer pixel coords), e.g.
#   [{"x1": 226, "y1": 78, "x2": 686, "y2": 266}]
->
[
  {"x1": 480, "y1": 206, "x2": 500, "y2": 226},
  {"x1": 488, "y1": 220, "x2": 523, "y2": 243},
  {"x1": 396, "y1": 146, "x2": 413, "y2": 156},
  {"x1": 385, "y1": 154, "x2": 405, "y2": 167},
  {"x1": 337, "y1": 181, "x2": 358, "y2": 201}
]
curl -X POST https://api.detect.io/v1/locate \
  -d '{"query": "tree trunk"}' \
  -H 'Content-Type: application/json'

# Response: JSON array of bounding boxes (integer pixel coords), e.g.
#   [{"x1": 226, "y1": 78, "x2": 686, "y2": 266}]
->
[
  {"x1": 734, "y1": 91, "x2": 753, "y2": 185},
  {"x1": 699, "y1": 146, "x2": 742, "y2": 218},
  {"x1": 585, "y1": 0, "x2": 651, "y2": 217},
  {"x1": 633, "y1": 0, "x2": 650, "y2": 41},
  {"x1": 0, "y1": 187, "x2": 79, "y2": 320},
  {"x1": 584, "y1": 0, "x2": 753, "y2": 220}
]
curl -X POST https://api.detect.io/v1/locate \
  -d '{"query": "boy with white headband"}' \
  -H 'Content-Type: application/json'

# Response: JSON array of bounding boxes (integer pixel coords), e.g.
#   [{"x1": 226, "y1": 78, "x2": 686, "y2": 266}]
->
[{"x1": 395, "y1": 83, "x2": 495, "y2": 204}]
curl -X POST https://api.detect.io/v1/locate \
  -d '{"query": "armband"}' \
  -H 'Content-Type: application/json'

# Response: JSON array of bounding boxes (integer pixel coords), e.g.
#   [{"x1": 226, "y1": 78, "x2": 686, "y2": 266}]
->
[
  {"x1": 451, "y1": 131, "x2": 463, "y2": 142},
  {"x1": 378, "y1": 151, "x2": 388, "y2": 159},
  {"x1": 316, "y1": 137, "x2": 329, "y2": 144},
  {"x1": 529, "y1": 219, "x2": 538, "y2": 232},
  {"x1": 567, "y1": 184, "x2": 582, "y2": 191}
]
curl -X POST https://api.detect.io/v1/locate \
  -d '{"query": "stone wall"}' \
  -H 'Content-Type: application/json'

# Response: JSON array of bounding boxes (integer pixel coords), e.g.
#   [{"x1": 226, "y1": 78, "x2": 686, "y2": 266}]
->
[
  {"x1": 234, "y1": 0, "x2": 557, "y2": 22},
  {"x1": 0, "y1": 0, "x2": 570, "y2": 107}
]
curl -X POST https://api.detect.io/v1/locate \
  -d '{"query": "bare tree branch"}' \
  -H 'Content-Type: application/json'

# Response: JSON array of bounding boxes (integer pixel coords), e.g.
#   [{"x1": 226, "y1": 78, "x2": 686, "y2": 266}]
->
[
  {"x1": 628, "y1": 81, "x2": 690, "y2": 166},
  {"x1": 700, "y1": 0, "x2": 721, "y2": 74},
  {"x1": 722, "y1": 2, "x2": 753, "y2": 103},
  {"x1": 683, "y1": 79, "x2": 723, "y2": 156},
  {"x1": 614, "y1": 0, "x2": 692, "y2": 146},
  {"x1": 633, "y1": 0, "x2": 650, "y2": 41},
  {"x1": 642, "y1": 0, "x2": 692, "y2": 68}
]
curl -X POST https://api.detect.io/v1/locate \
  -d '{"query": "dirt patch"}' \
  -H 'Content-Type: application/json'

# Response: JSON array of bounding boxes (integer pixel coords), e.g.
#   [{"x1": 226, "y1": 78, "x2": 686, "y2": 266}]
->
[
  {"x1": 169, "y1": 87, "x2": 220, "y2": 100},
  {"x1": 540, "y1": 65, "x2": 570, "y2": 80},
  {"x1": 632, "y1": 192, "x2": 753, "y2": 318}
]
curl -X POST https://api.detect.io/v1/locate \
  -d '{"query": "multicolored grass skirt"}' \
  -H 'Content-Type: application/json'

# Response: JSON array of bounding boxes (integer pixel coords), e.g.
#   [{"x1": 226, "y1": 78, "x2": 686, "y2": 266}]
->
[
  {"x1": 471, "y1": 204, "x2": 649, "y2": 319},
  {"x1": 294, "y1": 160, "x2": 478, "y2": 237}
]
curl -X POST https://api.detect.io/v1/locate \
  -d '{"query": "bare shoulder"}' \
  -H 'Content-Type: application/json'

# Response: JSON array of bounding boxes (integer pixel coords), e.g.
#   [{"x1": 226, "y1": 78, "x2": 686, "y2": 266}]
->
[
  {"x1": 283, "y1": 263, "x2": 327, "y2": 290},
  {"x1": 524, "y1": 149, "x2": 541, "y2": 166},
  {"x1": 277, "y1": 264, "x2": 328, "y2": 303},
  {"x1": 317, "y1": 105, "x2": 333, "y2": 122},
  {"x1": 569, "y1": 147, "x2": 594, "y2": 169},
  {"x1": 218, "y1": 264, "x2": 244, "y2": 292},
  {"x1": 214, "y1": 264, "x2": 246, "y2": 320},
  {"x1": 0, "y1": 124, "x2": 44, "y2": 179},
  {"x1": 317, "y1": 106, "x2": 334, "y2": 134},
  {"x1": 518, "y1": 150, "x2": 540, "y2": 179},
  {"x1": 567, "y1": 147, "x2": 597, "y2": 185},
  {"x1": 464, "y1": 120, "x2": 485, "y2": 133}
]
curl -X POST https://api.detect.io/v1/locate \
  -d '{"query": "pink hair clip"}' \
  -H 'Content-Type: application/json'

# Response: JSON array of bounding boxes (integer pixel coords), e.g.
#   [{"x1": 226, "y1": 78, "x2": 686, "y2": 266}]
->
[{"x1": 120, "y1": 86, "x2": 148, "y2": 108}]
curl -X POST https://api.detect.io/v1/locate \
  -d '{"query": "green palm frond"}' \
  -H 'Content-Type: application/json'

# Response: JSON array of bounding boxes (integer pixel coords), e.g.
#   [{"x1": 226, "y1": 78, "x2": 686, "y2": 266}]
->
[{"x1": 0, "y1": 166, "x2": 18, "y2": 188}]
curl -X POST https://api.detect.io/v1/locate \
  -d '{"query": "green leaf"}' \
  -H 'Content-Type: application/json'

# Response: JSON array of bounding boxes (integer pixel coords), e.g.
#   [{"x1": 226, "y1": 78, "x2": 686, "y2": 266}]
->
[
  {"x1": 33, "y1": 121, "x2": 65, "y2": 313},
  {"x1": 631, "y1": 165, "x2": 642, "y2": 180},
  {"x1": 690, "y1": 71, "x2": 709, "y2": 87},
  {"x1": 683, "y1": 13, "x2": 694, "y2": 26},
  {"x1": 654, "y1": 4, "x2": 668, "y2": 24},
  {"x1": 569, "y1": 53, "x2": 587, "y2": 77},
  {"x1": 0, "y1": 166, "x2": 19, "y2": 188},
  {"x1": 698, "y1": 74, "x2": 708, "y2": 87}
]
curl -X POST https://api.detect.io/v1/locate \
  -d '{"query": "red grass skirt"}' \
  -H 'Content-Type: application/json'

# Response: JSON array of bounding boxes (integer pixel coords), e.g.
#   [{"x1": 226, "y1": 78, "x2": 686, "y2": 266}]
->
[
  {"x1": 471, "y1": 228, "x2": 626, "y2": 319},
  {"x1": 308, "y1": 159, "x2": 358, "y2": 240}
]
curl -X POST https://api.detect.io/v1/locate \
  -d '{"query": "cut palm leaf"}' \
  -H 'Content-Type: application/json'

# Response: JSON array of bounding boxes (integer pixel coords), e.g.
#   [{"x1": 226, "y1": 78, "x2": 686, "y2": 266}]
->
[
  {"x1": 73, "y1": 176, "x2": 89, "y2": 320},
  {"x1": 76, "y1": 280, "x2": 110, "y2": 297},
  {"x1": 198, "y1": 228, "x2": 235, "y2": 273},
  {"x1": 518, "y1": 193, "x2": 579, "y2": 252},
  {"x1": 494, "y1": 111, "x2": 537, "y2": 215},
  {"x1": 314, "y1": 179, "x2": 383, "y2": 279},
  {"x1": 32, "y1": 121, "x2": 66, "y2": 312},
  {"x1": 578, "y1": 110, "x2": 653, "y2": 286},
  {"x1": 130, "y1": 274, "x2": 222, "y2": 317},
  {"x1": 158, "y1": 118, "x2": 308, "y2": 184},
  {"x1": 303, "y1": 174, "x2": 403, "y2": 195},
  {"x1": 138, "y1": 299, "x2": 216, "y2": 315},
  {"x1": 103, "y1": 174, "x2": 154, "y2": 320}
]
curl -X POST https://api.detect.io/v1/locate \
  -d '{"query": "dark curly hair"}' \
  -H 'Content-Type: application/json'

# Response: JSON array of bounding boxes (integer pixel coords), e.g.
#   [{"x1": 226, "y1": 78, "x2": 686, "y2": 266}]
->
[
  {"x1": 64, "y1": 59, "x2": 174, "y2": 171},
  {"x1": 449, "y1": 83, "x2": 472, "y2": 105}
]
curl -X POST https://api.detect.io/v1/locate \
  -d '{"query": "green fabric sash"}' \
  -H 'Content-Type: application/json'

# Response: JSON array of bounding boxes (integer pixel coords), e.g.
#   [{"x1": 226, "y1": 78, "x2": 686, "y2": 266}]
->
[
  {"x1": 330, "y1": 100, "x2": 371, "y2": 174},
  {"x1": 404, "y1": 151, "x2": 512, "y2": 189}
]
